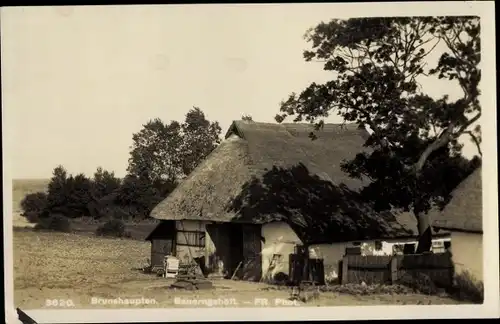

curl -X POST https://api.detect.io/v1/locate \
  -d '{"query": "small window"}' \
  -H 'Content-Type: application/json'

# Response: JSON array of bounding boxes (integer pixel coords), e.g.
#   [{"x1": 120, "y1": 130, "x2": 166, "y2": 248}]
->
[
  {"x1": 352, "y1": 242, "x2": 361, "y2": 246},
  {"x1": 403, "y1": 243, "x2": 416, "y2": 255},
  {"x1": 374, "y1": 241, "x2": 383, "y2": 251},
  {"x1": 432, "y1": 240, "x2": 444, "y2": 247}
]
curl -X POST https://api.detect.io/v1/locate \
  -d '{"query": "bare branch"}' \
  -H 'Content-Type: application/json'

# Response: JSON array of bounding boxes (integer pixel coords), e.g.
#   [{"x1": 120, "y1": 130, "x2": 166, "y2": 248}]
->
[
  {"x1": 414, "y1": 111, "x2": 481, "y2": 174},
  {"x1": 464, "y1": 130, "x2": 482, "y2": 157},
  {"x1": 414, "y1": 34, "x2": 438, "y2": 50},
  {"x1": 416, "y1": 37, "x2": 441, "y2": 61},
  {"x1": 454, "y1": 111, "x2": 481, "y2": 135},
  {"x1": 414, "y1": 123, "x2": 456, "y2": 174},
  {"x1": 407, "y1": 20, "x2": 421, "y2": 55}
]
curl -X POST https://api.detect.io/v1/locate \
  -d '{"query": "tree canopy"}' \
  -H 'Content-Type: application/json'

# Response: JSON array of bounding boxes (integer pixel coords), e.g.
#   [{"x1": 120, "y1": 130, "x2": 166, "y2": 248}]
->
[
  {"x1": 275, "y1": 16, "x2": 481, "y2": 252},
  {"x1": 127, "y1": 107, "x2": 222, "y2": 183}
]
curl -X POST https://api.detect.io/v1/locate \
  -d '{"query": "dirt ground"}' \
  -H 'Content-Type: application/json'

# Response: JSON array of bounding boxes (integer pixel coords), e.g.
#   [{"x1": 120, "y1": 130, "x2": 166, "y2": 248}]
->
[{"x1": 13, "y1": 230, "x2": 466, "y2": 309}]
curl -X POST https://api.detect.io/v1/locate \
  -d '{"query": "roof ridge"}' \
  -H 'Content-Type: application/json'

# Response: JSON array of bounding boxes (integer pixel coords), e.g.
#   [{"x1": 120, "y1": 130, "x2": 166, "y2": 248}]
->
[{"x1": 226, "y1": 120, "x2": 367, "y2": 138}]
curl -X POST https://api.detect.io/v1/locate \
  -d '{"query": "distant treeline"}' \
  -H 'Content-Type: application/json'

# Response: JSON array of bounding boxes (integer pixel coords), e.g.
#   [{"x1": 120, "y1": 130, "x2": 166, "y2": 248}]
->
[{"x1": 21, "y1": 166, "x2": 176, "y2": 223}]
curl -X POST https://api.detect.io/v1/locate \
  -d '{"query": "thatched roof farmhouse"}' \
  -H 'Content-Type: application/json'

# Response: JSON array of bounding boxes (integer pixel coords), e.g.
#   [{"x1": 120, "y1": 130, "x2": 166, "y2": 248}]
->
[{"x1": 151, "y1": 120, "x2": 417, "y2": 243}]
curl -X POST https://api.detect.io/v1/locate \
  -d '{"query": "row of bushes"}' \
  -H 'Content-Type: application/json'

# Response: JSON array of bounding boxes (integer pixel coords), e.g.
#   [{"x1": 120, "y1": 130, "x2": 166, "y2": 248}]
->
[{"x1": 21, "y1": 166, "x2": 177, "y2": 225}]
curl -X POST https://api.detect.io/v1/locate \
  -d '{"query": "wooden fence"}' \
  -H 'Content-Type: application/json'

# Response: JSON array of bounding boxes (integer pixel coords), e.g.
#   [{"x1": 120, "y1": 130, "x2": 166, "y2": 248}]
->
[
  {"x1": 289, "y1": 254, "x2": 325, "y2": 285},
  {"x1": 340, "y1": 252, "x2": 454, "y2": 287}
]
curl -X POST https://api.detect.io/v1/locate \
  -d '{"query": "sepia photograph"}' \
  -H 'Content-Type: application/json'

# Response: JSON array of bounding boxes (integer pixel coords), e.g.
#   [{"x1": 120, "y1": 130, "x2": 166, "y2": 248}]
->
[{"x1": 2, "y1": 2, "x2": 498, "y2": 323}]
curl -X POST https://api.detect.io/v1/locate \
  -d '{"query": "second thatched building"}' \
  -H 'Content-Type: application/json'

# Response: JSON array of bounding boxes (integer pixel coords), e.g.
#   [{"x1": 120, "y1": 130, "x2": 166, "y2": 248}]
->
[{"x1": 430, "y1": 167, "x2": 483, "y2": 281}]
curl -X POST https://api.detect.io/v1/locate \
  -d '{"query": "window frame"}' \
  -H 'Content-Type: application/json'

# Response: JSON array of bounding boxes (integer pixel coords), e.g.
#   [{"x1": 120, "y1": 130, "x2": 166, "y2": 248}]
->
[{"x1": 176, "y1": 230, "x2": 206, "y2": 247}]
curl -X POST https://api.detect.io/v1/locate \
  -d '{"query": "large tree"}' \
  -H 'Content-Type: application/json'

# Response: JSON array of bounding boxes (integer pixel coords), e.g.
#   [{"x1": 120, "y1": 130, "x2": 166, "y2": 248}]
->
[
  {"x1": 127, "y1": 118, "x2": 183, "y2": 183},
  {"x1": 127, "y1": 107, "x2": 222, "y2": 183},
  {"x1": 276, "y1": 16, "x2": 481, "y2": 252},
  {"x1": 179, "y1": 107, "x2": 222, "y2": 175}
]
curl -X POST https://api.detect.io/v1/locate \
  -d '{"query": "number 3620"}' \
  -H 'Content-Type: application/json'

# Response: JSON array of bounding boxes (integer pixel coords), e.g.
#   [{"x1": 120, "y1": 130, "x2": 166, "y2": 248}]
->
[{"x1": 45, "y1": 299, "x2": 75, "y2": 307}]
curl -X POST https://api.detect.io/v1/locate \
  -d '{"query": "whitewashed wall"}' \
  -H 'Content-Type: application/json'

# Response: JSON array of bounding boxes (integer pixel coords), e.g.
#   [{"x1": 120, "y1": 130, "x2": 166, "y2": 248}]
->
[
  {"x1": 449, "y1": 231, "x2": 483, "y2": 280},
  {"x1": 260, "y1": 221, "x2": 302, "y2": 280}
]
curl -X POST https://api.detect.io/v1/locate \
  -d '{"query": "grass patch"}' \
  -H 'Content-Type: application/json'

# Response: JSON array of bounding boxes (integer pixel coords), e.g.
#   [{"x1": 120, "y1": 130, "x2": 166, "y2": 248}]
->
[
  {"x1": 396, "y1": 272, "x2": 441, "y2": 295},
  {"x1": 450, "y1": 271, "x2": 484, "y2": 303},
  {"x1": 13, "y1": 230, "x2": 151, "y2": 291}
]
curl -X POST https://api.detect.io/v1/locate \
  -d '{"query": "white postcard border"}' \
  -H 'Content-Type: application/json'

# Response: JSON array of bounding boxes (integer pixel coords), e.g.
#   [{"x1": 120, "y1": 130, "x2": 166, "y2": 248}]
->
[{"x1": 2, "y1": 1, "x2": 498, "y2": 323}]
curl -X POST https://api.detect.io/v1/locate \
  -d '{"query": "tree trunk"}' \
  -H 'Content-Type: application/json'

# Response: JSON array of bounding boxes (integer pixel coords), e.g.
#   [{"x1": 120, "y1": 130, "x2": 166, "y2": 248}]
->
[
  {"x1": 411, "y1": 167, "x2": 433, "y2": 254},
  {"x1": 414, "y1": 209, "x2": 433, "y2": 253}
]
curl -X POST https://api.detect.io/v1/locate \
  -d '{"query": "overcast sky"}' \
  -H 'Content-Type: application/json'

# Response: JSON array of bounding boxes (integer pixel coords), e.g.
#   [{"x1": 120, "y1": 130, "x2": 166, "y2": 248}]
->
[{"x1": 2, "y1": 4, "x2": 482, "y2": 179}]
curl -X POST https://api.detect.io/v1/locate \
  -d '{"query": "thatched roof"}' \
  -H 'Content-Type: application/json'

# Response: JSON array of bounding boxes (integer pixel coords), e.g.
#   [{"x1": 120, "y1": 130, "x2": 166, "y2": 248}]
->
[
  {"x1": 145, "y1": 220, "x2": 175, "y2": 241},
  {"x1": 151, "y1": 120, "x2": 419, "y2": 243},
  {"x1": 430, "y1": 167, "x2": 482, "y2": 233}
]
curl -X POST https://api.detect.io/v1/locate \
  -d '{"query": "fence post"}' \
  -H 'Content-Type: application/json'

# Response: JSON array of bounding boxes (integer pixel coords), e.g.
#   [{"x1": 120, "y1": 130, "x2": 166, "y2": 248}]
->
[
  {"x1": 341, "y1": 255, "x2": 349, "y2": 285},
  {"x1": 446, "y1": 251, "x2": 455, "y2": 287},
  {"x1": 390, "y1": 256, "x2": 398, "y2": 284}
]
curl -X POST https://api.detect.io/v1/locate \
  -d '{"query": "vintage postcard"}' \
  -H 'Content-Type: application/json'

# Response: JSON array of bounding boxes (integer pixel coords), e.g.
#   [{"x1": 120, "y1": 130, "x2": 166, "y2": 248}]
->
[{"x1": 2, "y1": 2, "x2": 498, "y2": 323}]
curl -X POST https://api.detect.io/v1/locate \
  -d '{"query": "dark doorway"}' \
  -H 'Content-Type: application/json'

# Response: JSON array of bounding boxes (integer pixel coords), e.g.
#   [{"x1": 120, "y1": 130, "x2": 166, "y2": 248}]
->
[
  {"x1": 151, "y1": 239, "x2": 174, "y2": 268},
  {"x1": 206, "y1": 223, "x2": 230, "y2": 276},
  {"x1": 145, "y1": 220, "x2": 176, "y2": 268},
  {"x1": 241, "y1": 224, "x2": 263, "y2": 281},
  {"x1": 227, "y1": 224, "x2": 244, "y2": 277}
]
